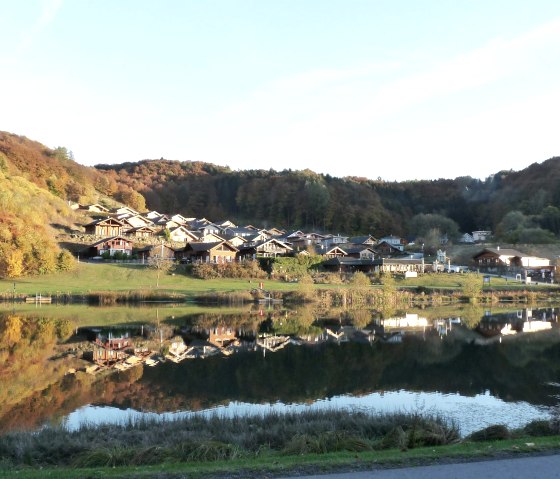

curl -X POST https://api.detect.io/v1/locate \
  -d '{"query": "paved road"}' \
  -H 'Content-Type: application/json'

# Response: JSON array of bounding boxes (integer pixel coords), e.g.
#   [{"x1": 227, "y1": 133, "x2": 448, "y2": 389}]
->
[{"x1": 282, "y1": 454, "x2": 560, "y2": 478}]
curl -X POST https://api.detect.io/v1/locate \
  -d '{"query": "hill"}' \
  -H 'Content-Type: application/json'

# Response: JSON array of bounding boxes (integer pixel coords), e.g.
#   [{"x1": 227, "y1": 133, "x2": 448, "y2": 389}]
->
[{"x1": 2, "y1": 129, "x2": 560, "y2": 279}]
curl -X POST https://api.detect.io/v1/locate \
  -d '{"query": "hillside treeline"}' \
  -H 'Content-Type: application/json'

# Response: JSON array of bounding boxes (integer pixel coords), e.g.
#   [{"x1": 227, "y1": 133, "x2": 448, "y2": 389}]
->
[{"x1": 97, "y1": 157, "x2": 560, "y2": 240}]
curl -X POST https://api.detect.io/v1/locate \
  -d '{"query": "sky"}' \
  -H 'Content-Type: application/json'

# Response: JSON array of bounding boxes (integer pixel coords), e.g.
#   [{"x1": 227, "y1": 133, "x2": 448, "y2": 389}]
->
[{"x1": 2, "y1": 1, "x2": 560, "y2": 181}]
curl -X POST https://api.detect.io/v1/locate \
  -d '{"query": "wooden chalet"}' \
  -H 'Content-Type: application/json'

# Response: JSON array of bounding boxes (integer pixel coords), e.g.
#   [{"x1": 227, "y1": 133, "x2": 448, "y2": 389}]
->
[
  {"x1": 472, "y1": 248, "x2": 551, "y2": 272},
  {"x1": 176, "y1": 241, "x2": 238, "y2": 263},
  {"x1": 136, "y1": 243, "x2": 176, "y2": 261},
  {"x1": 237, "y1": 238, "x2": 293, "y2": 260},
  {"x1": 377, "y1": 235, "x2": 406, "y2": 251},
  {"x1": 126, "y1": 225, "x2": 157, "y2": 238},
  {"x1": 222, "y1": 234, "x2": 248, "y2": 248},
  {"x1": 374, "y1": 240, "x2": 402, "y2": 256},
  {"x1": 85, "y1": 217, "x2": 125, "y2": 237},
  {"x1": 341, "y1": 245, "x2": 376, "y2": 259},
  {"x1": 88, "y1": 236, "x2": 133, "y2": 257},
  {"x1": 169, "y1": 225, "x2": 199, "y2": 243}
]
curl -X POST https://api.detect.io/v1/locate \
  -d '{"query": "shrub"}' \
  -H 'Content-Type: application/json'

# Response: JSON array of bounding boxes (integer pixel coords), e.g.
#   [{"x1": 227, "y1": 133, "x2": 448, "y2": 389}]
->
[{"x1": 468, "y1": 424, "x2": 510, "y2": 442}]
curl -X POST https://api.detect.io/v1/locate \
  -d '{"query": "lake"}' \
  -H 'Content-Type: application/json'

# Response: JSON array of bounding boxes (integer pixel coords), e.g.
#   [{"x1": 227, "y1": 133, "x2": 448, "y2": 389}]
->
[{"x1": 1, "y1": 302, "x2": 559, "y2": 436}]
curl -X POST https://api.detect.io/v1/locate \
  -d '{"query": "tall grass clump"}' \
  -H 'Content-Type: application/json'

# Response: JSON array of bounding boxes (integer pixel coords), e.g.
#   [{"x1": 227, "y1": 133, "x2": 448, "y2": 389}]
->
[{"x1": 0, "y1": 409, "x2": 460, "y2": 468}]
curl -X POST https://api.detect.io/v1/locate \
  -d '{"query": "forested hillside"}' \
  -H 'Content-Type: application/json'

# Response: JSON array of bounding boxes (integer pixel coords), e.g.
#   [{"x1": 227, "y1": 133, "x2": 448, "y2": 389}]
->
[
  {"x1": 3, "y1": 129, "x2": 560, "y2": 278},
  {"x1": 97, "y1": 157, "x2": 560, "y2": 241}
]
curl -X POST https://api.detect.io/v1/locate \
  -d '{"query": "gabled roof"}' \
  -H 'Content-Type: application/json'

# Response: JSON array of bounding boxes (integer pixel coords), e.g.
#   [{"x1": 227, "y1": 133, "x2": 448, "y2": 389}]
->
[
  {"x1": 340, "y1": 244, "x2": 376, "y2": 255},
  {"x1": 349, "y1": 235, "x2": 377, "y2": 244},
  {"x1": 136, "y1": 244, "x2": 176, "y2": 253},
  {"x1": 473, "y1": 248, "x2": 526, "y2": 259},
  {"x1": 238, "y1": 238, "x2": 293, "y2": 252},
  {"x1": 85, "y1": 217, "x2": 125, "y2": 227},
  {"x1": 183, "y1": 241, "x2": 238, "y2": 253}
]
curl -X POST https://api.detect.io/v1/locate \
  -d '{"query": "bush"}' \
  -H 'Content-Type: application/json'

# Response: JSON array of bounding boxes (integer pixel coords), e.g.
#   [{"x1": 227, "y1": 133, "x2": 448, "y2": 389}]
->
[
  {"x1": 467, "y1": 424, "x2": 510, "y2": 442},
  {"x1": 190, "y1": 261, "x2": 267, "y2": 280}
]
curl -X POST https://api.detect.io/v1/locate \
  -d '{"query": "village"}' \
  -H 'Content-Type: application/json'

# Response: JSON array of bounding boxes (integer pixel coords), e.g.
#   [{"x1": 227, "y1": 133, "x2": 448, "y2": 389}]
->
[{"x1": 71, "y1": 202, "x2": 558, "y2": 279}]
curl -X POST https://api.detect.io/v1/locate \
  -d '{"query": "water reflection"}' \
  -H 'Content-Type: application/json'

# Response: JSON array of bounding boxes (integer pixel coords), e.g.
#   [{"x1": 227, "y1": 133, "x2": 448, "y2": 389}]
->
[{"x1": 1, "y1": 304, "x2": 560, "y2": 435}]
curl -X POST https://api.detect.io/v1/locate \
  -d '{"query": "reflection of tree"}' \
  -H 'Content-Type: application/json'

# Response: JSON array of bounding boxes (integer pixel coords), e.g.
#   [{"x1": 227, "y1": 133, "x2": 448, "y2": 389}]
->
[{"x1": 459, "y1": 305, "x2": 484, "y2": 329}]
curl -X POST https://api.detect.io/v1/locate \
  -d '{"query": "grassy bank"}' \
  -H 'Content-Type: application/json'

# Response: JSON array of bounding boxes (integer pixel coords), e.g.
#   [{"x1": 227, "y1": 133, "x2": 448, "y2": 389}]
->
[
  {"x1": 1, "y1": 410, "x2": 559, "y2": 478},
  {"x1": 1, "y1": 263, "x2": 559, "y2": 305}
]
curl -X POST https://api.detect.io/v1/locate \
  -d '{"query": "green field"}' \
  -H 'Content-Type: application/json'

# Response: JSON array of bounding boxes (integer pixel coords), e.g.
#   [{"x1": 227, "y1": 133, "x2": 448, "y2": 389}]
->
[{"x1": 0, "y1": 263, "x2": 556, "y2": 301}]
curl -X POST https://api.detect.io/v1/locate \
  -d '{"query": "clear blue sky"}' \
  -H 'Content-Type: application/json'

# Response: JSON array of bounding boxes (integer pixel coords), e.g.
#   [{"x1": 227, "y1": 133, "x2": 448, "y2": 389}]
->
[{"x1": 2, "y1": 0, "x2": 560, "y2": 181}]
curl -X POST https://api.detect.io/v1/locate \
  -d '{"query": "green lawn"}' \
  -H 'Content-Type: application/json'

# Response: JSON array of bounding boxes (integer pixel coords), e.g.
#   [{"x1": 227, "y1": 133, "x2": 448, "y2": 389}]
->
[
  {"x1": 0, "y1": 264, "x2": 556, "y2": 300},
  {"x1": 0, "y1": 262, "x2": 300, "y2": 299}
]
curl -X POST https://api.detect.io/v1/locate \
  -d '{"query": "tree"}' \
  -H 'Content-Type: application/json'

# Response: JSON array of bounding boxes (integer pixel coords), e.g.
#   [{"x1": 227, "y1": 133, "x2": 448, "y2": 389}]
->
[
  {"x1": 462, "y1": 273, "x2": 482, "y2": 303},
  {"x1": 148, "y1": 255, "x2": 174, "y2": 288}
]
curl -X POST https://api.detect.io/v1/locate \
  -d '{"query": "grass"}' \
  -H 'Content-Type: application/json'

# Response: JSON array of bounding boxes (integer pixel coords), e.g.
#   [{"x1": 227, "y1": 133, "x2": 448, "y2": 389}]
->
[
  {"x1": 1, "y1": 435, "x2": 559, "y2": 478},
  {"x1": 0, "y1": 262, "x2": 300, "y2": 300},
  {"x1": 0, "y1": 263, "x2": 560, "y2": 299}
]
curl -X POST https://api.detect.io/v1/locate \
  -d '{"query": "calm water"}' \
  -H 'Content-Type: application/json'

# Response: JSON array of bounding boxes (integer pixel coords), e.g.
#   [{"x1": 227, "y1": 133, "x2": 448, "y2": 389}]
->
[{"x1": 1, "y1": 303, "x2": 559, "y2": 436}]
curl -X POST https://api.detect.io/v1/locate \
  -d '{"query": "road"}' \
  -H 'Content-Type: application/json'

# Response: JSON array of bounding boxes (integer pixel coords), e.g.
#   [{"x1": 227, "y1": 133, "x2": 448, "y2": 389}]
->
[{"x1": 282, "y1": 454, "x2": 560, "y2": 478}]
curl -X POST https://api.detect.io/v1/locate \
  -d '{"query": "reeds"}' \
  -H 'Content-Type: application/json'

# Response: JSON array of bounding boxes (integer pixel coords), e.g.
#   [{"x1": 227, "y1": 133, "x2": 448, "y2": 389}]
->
[{"x1": 0, "y1": 409, "x2": 460, "y2": 467}]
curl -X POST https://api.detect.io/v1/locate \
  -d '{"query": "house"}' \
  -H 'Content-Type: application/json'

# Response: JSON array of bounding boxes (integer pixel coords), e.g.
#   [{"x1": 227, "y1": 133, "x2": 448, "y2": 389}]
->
[
  {"x1": 125, "y1": 225, "x2": 157, "y2": 238},
  {"x1": 473, "y1": 248, "x2": 524, "y2": 270},
  {"x1": 88, "y1": 236, "x2": 133, "y2": 257},
  {"x1": 136, "y1": 243, "x2": 176, "y2": 262},
  {"x1": 221, "y1": 226, "x2": 260, "y2": 238},
  {"x1": 216, "y1": 220, "x2": 237, "y2": 229},
  {"x1": 221, "y1": 234, "x2": 248, "y2": 248},
  {"x1": 471, "y1": 248, "x2": 550, "y2": 271},
  {"x1": 341, "y1": 245, "x2": 376, "y2": 260},
  {"x1": 377, "y1": 235, "x2": 406, "y2": 251},
  {"x1": 320, "y1": 234, "x2": 350, "y2": 247},
  {"x1": 348, "y1": 235, "x2": 377, "y2": 245},
  {"x1": 79, "y1": 203, "x2": 109, "y2": 213},
  {"x1": 322, "y1": 246, "x2": 348, "y2": 258},
  {"x1": 322, "y1": 257, "x2": 376, "y2": 273},
  {"x1": 198, "y1": 232, "x2": 225, "y2": 243},
  {"x1": 190, "y1": 222, "x2": 222, "y2": 237},
  {"x1": 459, "y1": 233, "x2": 475, "y2": 244},
  {"x1": 472, "y1": 231, "x2": 492, "y2": 242},
  {"x1": 84, "y1": 217, "x2": 125, "y2": 237},
  {"x1": 371, "y1": 258, "x2": 425, "y2": 273},
  {"x1": 113, "y1": 206, "x2": 139, "y2": 216},
  {"x1": 266, "y1": 227, "x2": 286, "y2": 237},
  {"x1": 374, "y1": 240, "x2": 402, "y2": 256},
  {"x1": 285, "y1": 233, "x2": 326, "y2": 249},
  {"x1": 168, "y1": 225, "x2": 199, "y2": 243},
  {"x1": 144, "y1": 210, "x2": 163, "y2": 220},
  {"x1": 237, "y1": 238, "x2": 293, "y2": 260},
  {"x1": 176, "y1": 241, "x2": 238, "y2": 263},
  {"x1": 170, "y1": 214, "x2": 193, "y2": 225},
  {"x1": 119, "y1": 215, "x2": 154, "y2": 233}
]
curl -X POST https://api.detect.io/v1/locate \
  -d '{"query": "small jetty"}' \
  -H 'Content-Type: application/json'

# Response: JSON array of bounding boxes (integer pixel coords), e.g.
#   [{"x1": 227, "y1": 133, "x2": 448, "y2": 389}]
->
[{"x1": 25, "y1": 295, "x2": 52, "y2": 304}]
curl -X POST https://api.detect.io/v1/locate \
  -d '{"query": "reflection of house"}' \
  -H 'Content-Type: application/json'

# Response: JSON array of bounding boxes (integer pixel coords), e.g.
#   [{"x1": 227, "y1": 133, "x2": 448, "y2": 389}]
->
[
  {"x1": 88, "y1": 236, "x2": 133, "y2": 257},
  {"x1": 91, "y1": 335, "x2": 132, "y2": 364}
]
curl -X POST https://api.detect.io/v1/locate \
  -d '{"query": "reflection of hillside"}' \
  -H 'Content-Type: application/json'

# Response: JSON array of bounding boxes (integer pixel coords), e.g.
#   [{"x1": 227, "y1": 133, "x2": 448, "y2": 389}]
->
[{"x1": 3, "y1": 306, "x2": 560, "y2": 433}]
